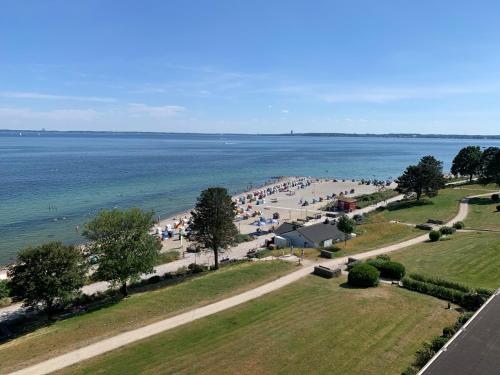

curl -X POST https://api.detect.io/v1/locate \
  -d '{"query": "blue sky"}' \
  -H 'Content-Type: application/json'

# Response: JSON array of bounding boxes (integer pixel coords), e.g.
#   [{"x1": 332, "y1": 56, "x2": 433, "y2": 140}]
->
[{"x1": 1, "y1": 1, "x2": 500, "y2": 134}]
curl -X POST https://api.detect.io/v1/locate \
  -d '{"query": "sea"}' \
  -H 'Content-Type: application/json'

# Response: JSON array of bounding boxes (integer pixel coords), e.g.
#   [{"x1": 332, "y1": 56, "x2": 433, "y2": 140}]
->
[{"x1": 1, "y1": 131, "x2": 499, "y2": 265}]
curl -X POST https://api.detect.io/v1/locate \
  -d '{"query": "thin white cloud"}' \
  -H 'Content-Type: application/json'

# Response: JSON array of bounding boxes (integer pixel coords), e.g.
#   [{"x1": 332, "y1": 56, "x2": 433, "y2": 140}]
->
[
  {"x1": 0, "y1": 107, "x2": 98, "y2": 121},
  {"x1": 128, "y1": 103, "x2": 186, "y2": 117},
  {"x1": 281, "y1": 109, "x2": 289, "y2": 113},
  {"x1": 0, "y1": 91, "x2": 116, "y2": 103}
]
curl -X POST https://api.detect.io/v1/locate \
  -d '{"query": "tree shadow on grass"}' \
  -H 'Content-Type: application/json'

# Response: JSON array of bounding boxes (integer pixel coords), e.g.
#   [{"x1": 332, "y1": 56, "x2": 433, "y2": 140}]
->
[{"x1": 339, "y1": 281, "x2": 378, "y2": 289}]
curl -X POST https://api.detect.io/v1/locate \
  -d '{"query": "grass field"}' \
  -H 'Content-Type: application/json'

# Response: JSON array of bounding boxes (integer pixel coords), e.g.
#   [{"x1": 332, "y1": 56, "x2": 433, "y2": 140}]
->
[
  {"x1": 464, "y1": 196, "x2": 500, "y2": 230},
  {"x1": 391, "y1": 232, "x2": 500, "y2": 289},
  {"x1": 382, "y1": 186, "x2": 496, "y2": 224},
  {"x1": 0, "y1": 261, "x2": 296, "y2": 374},
  {"x1": 62, "y1": 277, "x2": 457, "y2": 375}
]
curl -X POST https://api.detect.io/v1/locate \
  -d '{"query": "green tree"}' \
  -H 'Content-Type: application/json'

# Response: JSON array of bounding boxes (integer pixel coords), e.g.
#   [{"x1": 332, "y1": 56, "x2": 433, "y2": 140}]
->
[
  {"x1": 479, "y1": 147, "x2": 499, "y2": 182},
  {"x1": 190, "y1": 187, "x2": 238, "y2": 270},
  {"x1": 8, "y1": 242, "x2": 87, "y2": 317},
  {"x1": 396, "y1": 156, "x2": 444, "y2": 200},
  {"x1": 481, "y1": 148, "x2": 500, "y2": 186},
  {"x1": 451, "y1": 146, "x2": 482, "y2": 182},
  {"x1": 337, "y1": 215, "x2": 356, "y2": 246},
  {"x1": 83, "y1": 208, "x2": 161, "y2": 296}
]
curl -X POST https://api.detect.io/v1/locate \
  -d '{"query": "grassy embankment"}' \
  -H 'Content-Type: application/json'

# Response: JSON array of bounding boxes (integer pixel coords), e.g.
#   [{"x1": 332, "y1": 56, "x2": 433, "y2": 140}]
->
[
  {"x1": 391, "y1": 231, "x2": 500, "y2": 289},
  {"x1": 61, "y1": 276, "x2": 457, "y2": 375},
  {"x1": 0, "y1": 261, "x2": 296, "y2": 373},
  {"x1": 464, "y1": 195, "x2": 500, "y2": 231},
  {"x1": 381, "y1": 185, "x2": 496, "y2": 224}
]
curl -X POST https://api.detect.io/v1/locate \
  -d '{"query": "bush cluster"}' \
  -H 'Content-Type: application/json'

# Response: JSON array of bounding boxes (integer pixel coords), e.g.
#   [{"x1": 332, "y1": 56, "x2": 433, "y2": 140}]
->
[
  {"x1": 415, "y1": 223, "x2": 433, "y2": 230},
  {"x1": 188, "y1": 263, "x2": 207, "y2": 273},
  {"x1": 429, "y1": 230, "x2": 441, "y2": 242},
  {"x1": 492, "y1": 193, "x2": 500, "y2": 202},
  {"x1": 408, "y1": 273, "x2": 472, "y2": 293},
  {"x1": 366, "y1": 256, "x2": 405, "y2": 280},
  {"x1": 453, "y1": 221, "x2": 465, "y2": 229},
  {"x1": 348, "y1": 263, "x2": 380, "y2": 287},
  {"x1": 439, "y1": 226, "x2": 456, "y2": 235}
]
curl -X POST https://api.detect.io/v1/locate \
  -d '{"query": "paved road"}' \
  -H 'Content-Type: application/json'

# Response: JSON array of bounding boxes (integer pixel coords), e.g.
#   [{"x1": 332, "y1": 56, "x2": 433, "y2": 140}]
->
[{"x1": 11, "y1": 194, "x2": 477, "y2": 375}]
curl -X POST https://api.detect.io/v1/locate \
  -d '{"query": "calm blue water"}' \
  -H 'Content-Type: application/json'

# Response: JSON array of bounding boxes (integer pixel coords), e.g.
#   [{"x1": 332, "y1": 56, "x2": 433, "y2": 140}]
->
[{"x1": 1, "y1": 132, "x2": 499, "y2": 265}]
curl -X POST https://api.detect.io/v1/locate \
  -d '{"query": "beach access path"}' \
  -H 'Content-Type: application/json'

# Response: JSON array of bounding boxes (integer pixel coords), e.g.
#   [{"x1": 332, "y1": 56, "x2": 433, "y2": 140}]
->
[{"x1": 9, "y1": 192, "x2": 473, "y2": 375}]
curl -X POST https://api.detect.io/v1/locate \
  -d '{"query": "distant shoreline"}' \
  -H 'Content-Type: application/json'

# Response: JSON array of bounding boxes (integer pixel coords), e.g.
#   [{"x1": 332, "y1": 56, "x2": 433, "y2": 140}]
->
[{"x1": 2, "y1": 129, "x2": 500, "y2": 140}]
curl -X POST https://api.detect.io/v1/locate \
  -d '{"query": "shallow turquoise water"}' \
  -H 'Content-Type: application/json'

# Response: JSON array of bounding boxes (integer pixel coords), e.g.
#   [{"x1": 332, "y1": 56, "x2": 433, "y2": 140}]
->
[{"x1": 1, "y1": 132, "x2": 499, "y2": 264}]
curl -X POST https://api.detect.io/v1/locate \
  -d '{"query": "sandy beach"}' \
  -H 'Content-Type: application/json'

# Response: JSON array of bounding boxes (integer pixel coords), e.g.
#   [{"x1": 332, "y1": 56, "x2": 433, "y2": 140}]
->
[{"x1": 155, "y1": 177, "x2": 393, "y2": 253}]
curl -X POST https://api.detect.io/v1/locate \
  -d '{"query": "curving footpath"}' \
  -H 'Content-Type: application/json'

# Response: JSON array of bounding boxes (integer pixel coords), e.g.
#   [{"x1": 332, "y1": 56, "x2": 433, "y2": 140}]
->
[{"x1": 11, "y1": 192, "x2": 499, "y2": 375}]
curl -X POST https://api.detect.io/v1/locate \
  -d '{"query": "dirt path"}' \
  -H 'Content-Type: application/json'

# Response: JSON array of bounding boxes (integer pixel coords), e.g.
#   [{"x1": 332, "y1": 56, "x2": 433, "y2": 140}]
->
[{"x1": 9, "y1": 194, "x2": 471, "y2": 375}]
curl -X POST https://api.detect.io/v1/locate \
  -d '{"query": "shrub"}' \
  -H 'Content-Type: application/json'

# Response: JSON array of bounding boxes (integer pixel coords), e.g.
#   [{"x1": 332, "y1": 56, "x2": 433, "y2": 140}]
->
[
  {"x1": 188, "y1": 263, "x2": 206, "y2": 274},
  {"x1": 0, "y1": 280, "x2": 10, "y2": 299},
  {"x1": 413, "y1": 343, "x2": 435, "y2": 367},
  {"x1": 439, "y1": 226, "x2": 456, "y2": 235},
  {"x1": 378, "y1": 261, "x2": 406, "y2": 280},
  {"x1": 453, "y1": 221, "x2": 464, "y2": 229},
  {"x1": 147, "y1": 275, "x2": 162, "y2": 284},
  {"x1": 497, "y1": 205, "x2": 500, "y2": 212},
  {"x1": 427, "y1": 218, "x2": 444, "y2": 225},
  {"x1": 461, "y1": 292, "x2": 489, "y2": 311},
  {"x1": 430, "y1": 336, "x2": 448, "y2": 352},
  {"x1": 492, "y1": 193, "x2": 500, "y2": 202},
  {"x1": 376, "y1": 254, "x2": 391, "y2": 262},
  {"x1": 429, "y1": 230, "x2": 441, "y2": 242},
  {"x1": 325, "y1": 245, "x2": 341, "y2": 252},
  {"x1": 348, "y1": 263, "x2": 380, "y2": 287},
  {"x1": 442, "y1": 325, "x2": 457, "y2": 338},
  {"x1": 401, "y1": 366, "x2": 418, "y2": 375}
]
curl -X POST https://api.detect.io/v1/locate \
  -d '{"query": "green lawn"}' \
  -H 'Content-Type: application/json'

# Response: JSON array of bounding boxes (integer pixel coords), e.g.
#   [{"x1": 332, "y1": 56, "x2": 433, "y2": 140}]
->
[
  {"x1": 61, "y1": 277, "x2": 457, "y2": 375},
  {"x1": 391, "y1": 232, "x2": 500, "y2": 289},
  {"x1": 0, "y1": 261, "x2": 296, "y2": 374},
  {"x1": 464, "y1": 196, "x2": 500, "y2": 230},
  {"x1": 382, "y1": 186, "x2": 495, "y2": 224}
]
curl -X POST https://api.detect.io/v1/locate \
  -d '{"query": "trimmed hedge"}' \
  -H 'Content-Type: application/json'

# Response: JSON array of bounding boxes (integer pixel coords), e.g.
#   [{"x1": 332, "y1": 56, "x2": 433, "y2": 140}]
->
[
  {"x1": 408, "y1": 273, "x2": 472, "y2": 293},
  {"x1": 453, "y1": 221, "x2": 464, "y2": 229},
  {"x1": 348, "y1": 263, "x2": 380, "y2": 287},
  {"x1": 402, "y1": 277, "x2": 465, "y2": 304},
  {"x1": 429, "y1": 230, "x2": 441, "y2": 242},
  {"x1": 367, "y1": 259, "x2": 405, "y2": 280},
  {"x1": 492, "y1": 193, "x2": 500, "y2": 202}
]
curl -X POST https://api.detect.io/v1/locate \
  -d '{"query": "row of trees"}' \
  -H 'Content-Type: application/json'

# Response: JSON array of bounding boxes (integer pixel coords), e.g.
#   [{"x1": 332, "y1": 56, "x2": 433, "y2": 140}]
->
[
  {"x1": 451, "y1": 145, "x2": 500, "y2": 184},
  {"x1": 395, "y1": 146, "x2": 500, "y2": 202},
  {"x1": 7, "y1": 187, "x2": 238, "y2": 317}
]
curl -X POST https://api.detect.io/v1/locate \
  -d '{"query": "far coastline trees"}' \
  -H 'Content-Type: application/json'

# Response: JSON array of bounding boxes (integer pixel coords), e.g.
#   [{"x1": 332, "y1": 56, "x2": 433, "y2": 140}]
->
[
  {"x1": 190, "y1": 187, "x2": 238, "y2": 270},
  {"x1": 83, "y1": 208, "x2": 161, "y2": 297},
  {"x1": 451, "y1": 146, "x2": 482, "y2": 182},
  {"x1": 8, "y1": 242, "x2": 87, "y2": 318},
  {"x1": 396, "y1": 155, "x2": 444, "y2": 200}
]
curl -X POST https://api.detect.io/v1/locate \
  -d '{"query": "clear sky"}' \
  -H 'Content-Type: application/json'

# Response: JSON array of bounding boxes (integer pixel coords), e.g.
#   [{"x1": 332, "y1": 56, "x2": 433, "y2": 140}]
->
[{"x1": 1, "y1": 1, "x2": 500, "y2": 134}]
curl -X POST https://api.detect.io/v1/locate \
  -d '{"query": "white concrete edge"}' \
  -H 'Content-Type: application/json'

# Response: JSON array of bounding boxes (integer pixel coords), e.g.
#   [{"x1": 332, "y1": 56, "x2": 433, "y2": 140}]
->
[{"x1": 417, "y1": 288, "x2": 500, "y2": 375}]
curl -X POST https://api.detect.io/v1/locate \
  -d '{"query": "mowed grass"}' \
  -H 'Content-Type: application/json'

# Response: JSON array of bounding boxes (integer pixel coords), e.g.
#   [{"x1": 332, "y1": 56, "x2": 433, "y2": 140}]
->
[
  {"x1": 0, "y1": 261, "x2": 296, "y2": 374},
  {"x1": 464, "y1": 196, "x2": 500, "y2": 230},
  {"x1": 61, "y1": 277, "x2": 457, "y2": 375},
  {"x1": 342, "y1": 213, "x2": 421, "y2": 255},
  {"x1": 391, "y1": 232, "x2": 500, "y2": 289},
  {"x1": 382, "y1": 186, "x2": 494, "y2": 224}
]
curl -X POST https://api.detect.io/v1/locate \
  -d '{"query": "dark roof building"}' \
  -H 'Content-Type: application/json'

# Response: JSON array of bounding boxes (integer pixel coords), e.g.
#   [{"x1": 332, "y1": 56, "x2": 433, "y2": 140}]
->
[
  {"x1": 296, "y1": 222, "x2": 344, "y2": 245},
  {"x1": 274, "y1": 222, "x2": 298, "y2": 236},
  {"x1": 420, "y1": 290, "x2": 500, "y2": 375}
]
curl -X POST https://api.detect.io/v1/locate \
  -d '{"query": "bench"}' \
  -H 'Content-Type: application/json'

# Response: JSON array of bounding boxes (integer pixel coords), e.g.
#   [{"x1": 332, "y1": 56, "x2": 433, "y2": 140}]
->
[{"x1": 313, "y1": 265, "x2": 341, "y2": 279}]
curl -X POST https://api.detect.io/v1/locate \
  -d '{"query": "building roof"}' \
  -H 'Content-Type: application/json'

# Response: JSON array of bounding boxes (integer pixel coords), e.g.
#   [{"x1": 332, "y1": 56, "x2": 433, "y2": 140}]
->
[
  {"x1": 274, "y1": 222, "x2": 299, "y2": 236},
  {"x1": 296, "y1": 222, "x2": 344, "y2": 244},
  {"x1": 420, "y1": 291, "x2": 500, "y2": 375}
]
